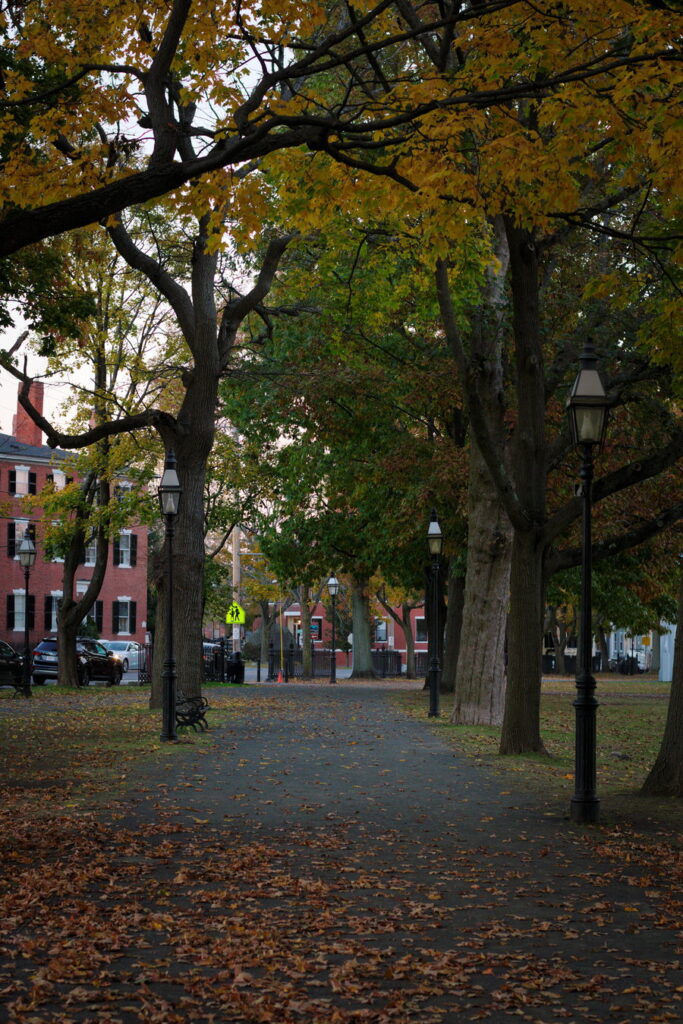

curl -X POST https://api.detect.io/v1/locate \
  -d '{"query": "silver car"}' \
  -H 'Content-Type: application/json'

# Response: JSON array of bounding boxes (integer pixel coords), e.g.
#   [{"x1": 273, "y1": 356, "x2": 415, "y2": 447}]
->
[{"x1": 101, "y1": 639, "x2": 142, "y2": 672}]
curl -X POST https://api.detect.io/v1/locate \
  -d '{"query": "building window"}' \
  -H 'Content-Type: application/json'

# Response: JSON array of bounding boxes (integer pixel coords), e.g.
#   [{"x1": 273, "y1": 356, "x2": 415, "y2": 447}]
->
[
  {"x1": 113, "y1": 599, "x2": 136, "y2": 635},
  {"x1": 8, "y1": 521, "x2": 34, "y2": 559},
  {"x1": 76, "y1": 582, "x2": 103, "y2": 633},
  {"x1": 7, "y1": 591, "x2": 35, "y2": 632},
  {"x1": 44, "y1": 593, "x2": 62, "y2": 633},
  {"x1": 114, "y1": 531, "x2": 137, "y2": 567},
  {"x1": 10, "y1": 467, "x2": 37, "y2": 496},
  {"x1": 46, "y1": 521, "x2": 65, "y2": 563},
  {"x1": 415, "y1": 617, "x2": 428, "y2": 643},
  {"x1": 374, "y1": 618, "x2": 388, "y2": 643},
  {"x1": 50, "y1": 470, "x2": 67, "y2": 490},
  {"x1": 83, "y1": 536, "x2": 97, "y2": 566},
  {"x1": 310, "y1": 617, "x2": 323, "y2": 642}
]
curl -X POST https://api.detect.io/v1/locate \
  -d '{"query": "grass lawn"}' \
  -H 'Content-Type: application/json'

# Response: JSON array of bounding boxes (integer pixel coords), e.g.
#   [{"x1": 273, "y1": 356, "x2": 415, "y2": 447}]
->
[
  {"x1": 0, "y1": 684, "x2": 241, "y2": 816},
  {"x1": 396, "y1": 673, "x2": 682, "y2": 834},
  {"x1": 1, "y1": 677, "x2": 679, "y2": 837}
]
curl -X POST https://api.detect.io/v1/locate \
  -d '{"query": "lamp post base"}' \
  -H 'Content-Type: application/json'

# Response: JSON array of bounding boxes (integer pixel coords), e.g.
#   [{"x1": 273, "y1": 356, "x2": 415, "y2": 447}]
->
[
  {"x1": 428, "y1": 658, "x2": 440, "y2": 717},
  {"x1": 160, "y1": 663, "x2": 177, "y2": 742},
  {"x1": 570, "y1": 796, "x2": 600, "y2": 824}
]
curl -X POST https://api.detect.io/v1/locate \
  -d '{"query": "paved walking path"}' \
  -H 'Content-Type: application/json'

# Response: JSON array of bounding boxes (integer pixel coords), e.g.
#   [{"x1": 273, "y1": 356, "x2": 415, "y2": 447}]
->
[{"x1": 2, "y1": 683, "x2": 681, "y2": 1023}]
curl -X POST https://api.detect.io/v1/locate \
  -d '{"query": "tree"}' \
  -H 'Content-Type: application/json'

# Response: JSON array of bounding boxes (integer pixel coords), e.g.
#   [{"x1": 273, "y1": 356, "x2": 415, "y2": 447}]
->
[
  {"x1": 641, "y1": 559, "x2": 683, "y2": 797},
  {"x1": 2, "y1": 1, "x2": 679, "y2": 256},
  {"x1": 376, "y1": 582, "x2": 422, "y2": 678},
  {"x1": 254, "y1": 1, "x2": 682, "y2": 739}
]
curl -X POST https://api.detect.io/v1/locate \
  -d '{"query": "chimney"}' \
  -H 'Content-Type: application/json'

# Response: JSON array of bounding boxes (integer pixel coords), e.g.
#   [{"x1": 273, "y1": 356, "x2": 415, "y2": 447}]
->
[{"x1": 12, "y1": 382, "x2": 44, "y2": 447}]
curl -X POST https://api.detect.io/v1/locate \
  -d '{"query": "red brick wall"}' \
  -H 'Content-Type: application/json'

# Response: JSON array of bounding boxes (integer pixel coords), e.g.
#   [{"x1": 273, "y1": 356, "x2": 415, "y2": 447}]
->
[{"x1": 1, "y1": 458, "x2": 148, "y2": 650}]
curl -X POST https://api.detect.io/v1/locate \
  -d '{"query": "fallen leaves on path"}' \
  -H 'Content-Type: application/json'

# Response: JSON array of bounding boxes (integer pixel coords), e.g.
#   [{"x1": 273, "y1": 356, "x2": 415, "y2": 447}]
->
[{"x1": 0, "y1": 687, "x2": 681, "y2": 1023}]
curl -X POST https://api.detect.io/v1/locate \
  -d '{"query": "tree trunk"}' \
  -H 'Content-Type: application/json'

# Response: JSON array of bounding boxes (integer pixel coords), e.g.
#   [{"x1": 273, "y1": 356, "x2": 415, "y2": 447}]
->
[
  {"x1": 350, "y1": 576, "x2": 376, "y2": 678},
  {"x1": 641, "y1": 567, "x2": 683, "y2": 796},
  {"x1": 451, "y1": 441, "x2": 511, "y2": 722},
  {"x1": 402, "y1": 602, "x2": 418, "y2": 679},
  {"x1": 552, "y1": 614, "x2": 568, "y2": 675},
  {"x1": 500, "y1": 529, "x2": 547, "y2": 753},
  {"x1": 441, "y1": 564, "x2": 465, "y2": 694},
  {"x1": 58, "y1": 613, "x2": 84, "y2": 687},
  {"x1": 299, "y1": 587, "x2": 313, "y2": 677},
  {"x1": 58, "y1": 475, "x2": 110, "y2": 687},
  {"x1": 596, "y1": 625, "x2": 610, "y2": 673},
  {"x1": 498, "y1": 220, "x2": 548, "y2": 755},
  {"x1": 151, "y1": 375, "x2": 217, "y2": 706}
]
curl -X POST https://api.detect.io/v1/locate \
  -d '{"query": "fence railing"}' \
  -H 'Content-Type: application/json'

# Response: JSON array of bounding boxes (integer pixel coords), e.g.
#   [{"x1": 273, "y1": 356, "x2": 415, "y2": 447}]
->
[
  {"x1": 137, "y1": 642, "x2": 407, "y2": 684},
  {"x1": 372, "y1": 648, "x2": 403, "y2": 677},
  {"x1": 136, "y1": 641, "x2": 234, "y2": 685},
  {"x1": 266, "y1": 644, "x2": 333, "y2": 679}
]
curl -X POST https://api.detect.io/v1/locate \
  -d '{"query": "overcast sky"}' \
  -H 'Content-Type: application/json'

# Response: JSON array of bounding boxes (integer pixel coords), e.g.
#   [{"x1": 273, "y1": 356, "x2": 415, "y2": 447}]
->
[{"x1": 0, "y1": 333, "x2": 67, "y2": 438}]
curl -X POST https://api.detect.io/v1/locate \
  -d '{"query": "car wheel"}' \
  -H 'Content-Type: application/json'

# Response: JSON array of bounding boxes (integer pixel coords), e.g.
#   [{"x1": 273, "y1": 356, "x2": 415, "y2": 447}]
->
[
  {"x1": 79, "y1": 666, "x2": 90, "y2": 687},
  {"x1": 113, "y1": 667, "x2": 122, "y2": 685},
  {"x1": 122, "y1": 658, "x2": 129, "y2": 672},
  {"x1": 32, "y1": 677, "x2": 44, "y2": 686}
]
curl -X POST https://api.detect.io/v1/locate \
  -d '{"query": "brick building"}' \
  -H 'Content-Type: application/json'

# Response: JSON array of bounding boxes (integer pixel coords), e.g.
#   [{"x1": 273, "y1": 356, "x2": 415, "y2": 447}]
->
[{"x1": 1, "y1": 383, "x2": 148, "y2": 652}]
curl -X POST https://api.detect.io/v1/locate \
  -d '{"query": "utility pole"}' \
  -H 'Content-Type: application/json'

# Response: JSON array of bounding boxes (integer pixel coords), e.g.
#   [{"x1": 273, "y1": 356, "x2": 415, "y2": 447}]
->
[{"x1": 232, "y1": 524, "x2": 241, "y2": 653}]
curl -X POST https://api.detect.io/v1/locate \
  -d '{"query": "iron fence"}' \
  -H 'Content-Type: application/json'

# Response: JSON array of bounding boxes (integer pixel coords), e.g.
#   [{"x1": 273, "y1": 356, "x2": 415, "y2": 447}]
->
[
  {"x1": 135, "y1": 641, "x2": 232, "y2": 684},
  {"x1": 415, "y1": 651, "x2": 429, "y2": 676},
  {"x1": 372, "y1": 648, "x2": 403, "y2": 677}
]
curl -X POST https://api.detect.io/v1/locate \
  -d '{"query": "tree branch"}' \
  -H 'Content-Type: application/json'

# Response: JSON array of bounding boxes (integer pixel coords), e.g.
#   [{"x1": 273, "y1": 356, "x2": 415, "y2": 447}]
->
[
  {"x1": 217, "y1": 235, "x2": 296, "y2": 365},
  {"x1": 545, "y1": 429, "x2": 683, "y2": 545},
  {"x1": 547, "y1": 500, "x2": 683, "y2": 577},
  {"x1": 106, "y1": 219, "x2": 195, "y2": 342}
]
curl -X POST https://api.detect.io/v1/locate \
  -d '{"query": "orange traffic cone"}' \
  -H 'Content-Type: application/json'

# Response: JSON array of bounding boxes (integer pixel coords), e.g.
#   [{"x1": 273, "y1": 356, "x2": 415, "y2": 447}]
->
[{"x1": 277, "y1": 670, "x2": 283, "y2": 683}]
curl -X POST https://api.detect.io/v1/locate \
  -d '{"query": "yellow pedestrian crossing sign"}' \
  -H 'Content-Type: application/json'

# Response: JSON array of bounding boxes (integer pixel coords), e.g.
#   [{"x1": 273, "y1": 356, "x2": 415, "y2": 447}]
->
[{"x1": 225, "y1": 601, "x2": 246, "y2": 625}]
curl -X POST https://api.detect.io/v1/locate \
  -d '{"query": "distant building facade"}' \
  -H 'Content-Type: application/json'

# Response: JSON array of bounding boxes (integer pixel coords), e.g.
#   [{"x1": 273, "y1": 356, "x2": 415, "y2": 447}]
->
[{"x1": 1, "y1": 384, "x2": 148, "y2": 650}]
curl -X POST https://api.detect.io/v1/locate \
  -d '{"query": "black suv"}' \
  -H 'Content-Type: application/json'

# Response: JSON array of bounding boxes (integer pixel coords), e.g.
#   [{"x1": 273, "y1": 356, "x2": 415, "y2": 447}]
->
[
  {"x1": 0, "y1": 640, "x2": 24, "y2": 689},
  {"x1": 32, "y1": 638, "x2": 123, "y2": 686}
]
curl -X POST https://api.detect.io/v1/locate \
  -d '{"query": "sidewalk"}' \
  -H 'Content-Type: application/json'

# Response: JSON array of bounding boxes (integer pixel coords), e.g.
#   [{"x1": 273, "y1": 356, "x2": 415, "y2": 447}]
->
[{"x1": 1, "y1": 683, "x2": 681, "y2": 1023}]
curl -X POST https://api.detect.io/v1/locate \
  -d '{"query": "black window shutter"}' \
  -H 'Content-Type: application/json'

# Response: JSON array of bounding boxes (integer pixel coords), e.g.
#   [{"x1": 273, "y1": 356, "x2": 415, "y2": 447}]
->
[
  {"x1": 8, "y1": 523, "x2": 15, "y2": 558},
  {"x1": 95, "y1": 601, "x2": 103, "y2": 633},
  {"x1": 27, "y1": 595, "x2": 35, "y2": 630},
  {"x1": 9, "y1": 470, "x2": 16, "y2": 494},
  {"x1": 129, "y1": 601, "x2": 137, "y2": 634},
  {"x1": 113, "y1": 537, "x2": 121, "y2": 566},
  {"x1": 130, "y1": 534, "x2": 137, "y2": 567},
  {"x1": 112, "y1": 601, "x2": 120, "y2": 634},
  {"x1": 28, "y1": 472, "x2": 36, "y2": 495},
  {"x1": 44, "y1": 595, "x2": 52, "y2": 631},
  {"x1": 7, "y1": 595, "x2": 14, "y2": 630}
]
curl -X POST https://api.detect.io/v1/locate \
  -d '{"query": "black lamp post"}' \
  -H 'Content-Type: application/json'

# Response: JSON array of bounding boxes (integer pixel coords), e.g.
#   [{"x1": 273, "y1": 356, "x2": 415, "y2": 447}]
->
[
  {"x1": 566, "y1": 342, "x2": 609, "y2": 824},
  {"x1": 427, "y1": 509, "x2": 442, "y2": 717},
  {"x1": 18, "y1": 530, "x2": 36, "y2": 699},
  {"x1": 158, "y1": 449, "x2": 182, "y2": 742},
  {"x1": 327, "y1": 574, "x2": 339, "y2": 684}
]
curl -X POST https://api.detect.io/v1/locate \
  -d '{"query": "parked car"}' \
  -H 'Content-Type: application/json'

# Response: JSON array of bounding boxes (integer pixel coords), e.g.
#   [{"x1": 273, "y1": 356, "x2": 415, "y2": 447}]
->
[
  {"x1": 100, "y1": 639, "x2": 142, "y2": 672},
  {"x1": 32, "y1": 637, "x2": 123, "y2": 686},
  {"x1": 0, "y1": 639, "x2": 24, "y2": 689}
]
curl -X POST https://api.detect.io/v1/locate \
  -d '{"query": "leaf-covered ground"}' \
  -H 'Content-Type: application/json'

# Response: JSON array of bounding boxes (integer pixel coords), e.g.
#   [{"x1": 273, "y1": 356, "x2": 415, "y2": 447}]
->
[{"x1": 0, "y1": 683, "x2": 680, "y2": 1022}]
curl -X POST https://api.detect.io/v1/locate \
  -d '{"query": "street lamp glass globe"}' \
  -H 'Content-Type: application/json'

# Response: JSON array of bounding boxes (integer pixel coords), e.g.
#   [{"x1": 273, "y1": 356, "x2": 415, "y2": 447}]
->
[
  {"x1": 327, "y1": 574, "x2": 339, "y2": 597},
  {"x1": 18, "y1": 532, "x2": 36, "y2": 569},
  {"x1": 158, "y1": 451, "x2": 181, "y2": 516},
  {"x1": 427, "y1": 511, "x2": 442, "y2": 556},
  {"x1": 567, "y1": 344, "x2": 609, "y2": 446}
]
